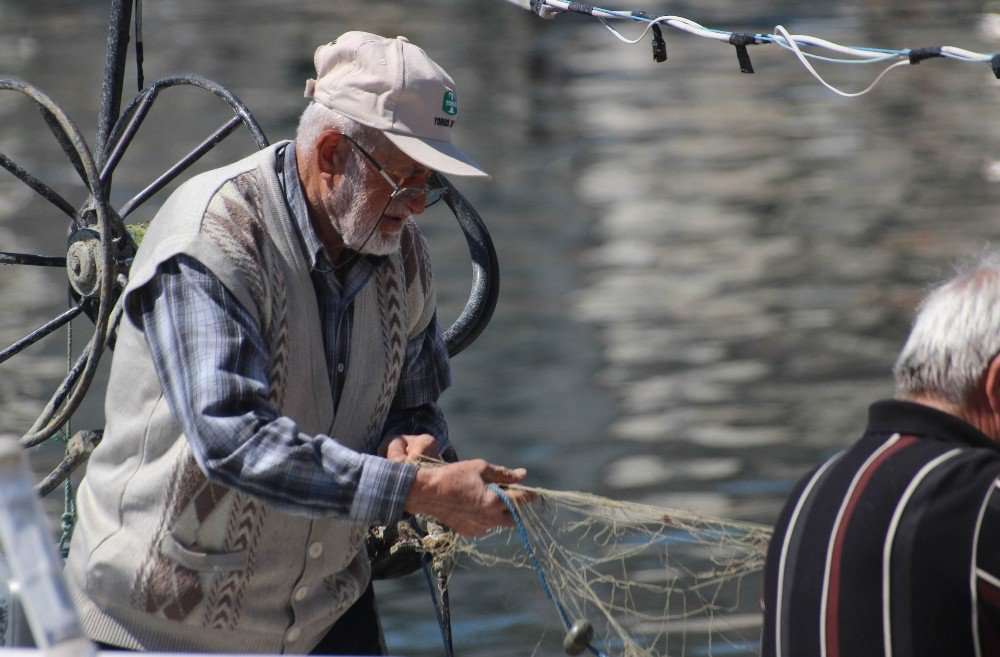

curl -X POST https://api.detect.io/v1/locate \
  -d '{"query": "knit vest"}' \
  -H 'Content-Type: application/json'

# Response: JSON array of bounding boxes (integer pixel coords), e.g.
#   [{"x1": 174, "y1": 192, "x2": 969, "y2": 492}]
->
[{"x1": 64, "y1": 143, "x2": 437, "y2": 653}]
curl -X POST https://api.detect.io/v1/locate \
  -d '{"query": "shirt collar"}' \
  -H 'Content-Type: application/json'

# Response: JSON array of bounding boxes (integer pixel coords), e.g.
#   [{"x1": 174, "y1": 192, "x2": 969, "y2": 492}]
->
[{"x1": 866, "y1": 399, "x2": 1000, "y2": 451}]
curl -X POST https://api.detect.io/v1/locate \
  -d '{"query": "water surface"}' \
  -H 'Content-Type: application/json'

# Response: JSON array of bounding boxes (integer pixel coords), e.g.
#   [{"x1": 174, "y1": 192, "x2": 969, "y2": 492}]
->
[{"x1": 1, "y1": 1, "x2": 998, "y2": 655}]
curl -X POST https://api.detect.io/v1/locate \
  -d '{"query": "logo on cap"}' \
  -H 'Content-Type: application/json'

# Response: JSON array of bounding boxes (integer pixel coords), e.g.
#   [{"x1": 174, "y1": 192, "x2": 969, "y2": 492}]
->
[{"x1": 442, "y1": 90, "x2": 458, "y2": 116}]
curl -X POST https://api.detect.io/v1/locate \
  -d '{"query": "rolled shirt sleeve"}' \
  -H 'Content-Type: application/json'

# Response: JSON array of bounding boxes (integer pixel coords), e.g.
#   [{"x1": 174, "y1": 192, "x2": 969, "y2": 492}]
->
[{"x1": 134, "y1": 254, "x2": 416, "y2": 526}]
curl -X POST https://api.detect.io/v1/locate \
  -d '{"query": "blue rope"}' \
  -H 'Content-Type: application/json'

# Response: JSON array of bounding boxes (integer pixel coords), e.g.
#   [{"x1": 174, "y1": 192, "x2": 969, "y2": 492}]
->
[
  {"x1": 489, "y1": 484, "x2": 606, "y2": 657},
  {"x1": 58, "y1": 479, "x2": 75, "y2": 559}
]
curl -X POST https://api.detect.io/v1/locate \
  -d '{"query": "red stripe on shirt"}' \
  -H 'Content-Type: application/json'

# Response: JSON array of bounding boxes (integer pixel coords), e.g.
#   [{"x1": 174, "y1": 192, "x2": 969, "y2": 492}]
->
[
  {"x1": 826, "y1": 435, "x2": 917, "y2": 657},
  {"x1": 979, "y1": 577, "x2": 1000, "y2": 609}
]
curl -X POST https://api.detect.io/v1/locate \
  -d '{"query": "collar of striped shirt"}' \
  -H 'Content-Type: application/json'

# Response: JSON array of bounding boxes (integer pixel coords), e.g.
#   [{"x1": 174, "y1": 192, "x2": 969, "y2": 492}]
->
[{"x1": 867, "y1": 399, "x2": 999, "y2": 450}]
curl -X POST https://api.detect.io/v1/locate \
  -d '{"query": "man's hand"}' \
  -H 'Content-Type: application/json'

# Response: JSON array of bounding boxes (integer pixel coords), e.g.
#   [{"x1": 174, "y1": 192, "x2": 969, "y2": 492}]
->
[
  {"x1": 379, "y1": 434, "x2": 440, "y2": 463},
  {"x1": 404, "y1": 459, "x2": 533, "y2": 537}
]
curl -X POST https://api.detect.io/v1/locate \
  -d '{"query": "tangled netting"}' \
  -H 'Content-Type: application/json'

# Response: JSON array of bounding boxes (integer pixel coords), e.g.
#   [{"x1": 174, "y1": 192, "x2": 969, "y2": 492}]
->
[{"x1": 418, "y1": 485, "x2": 772, "y2": 657}]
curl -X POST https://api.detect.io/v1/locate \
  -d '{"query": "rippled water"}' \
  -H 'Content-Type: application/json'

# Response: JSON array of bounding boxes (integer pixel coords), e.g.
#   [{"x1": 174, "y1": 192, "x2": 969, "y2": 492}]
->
[{"x1": 1, "y1": 0, "x2": 999, "y2": 655}]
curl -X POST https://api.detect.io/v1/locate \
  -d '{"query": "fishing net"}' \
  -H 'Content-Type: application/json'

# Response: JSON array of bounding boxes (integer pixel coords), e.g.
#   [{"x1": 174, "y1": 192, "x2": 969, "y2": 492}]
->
[{"x1": 417, "y1": 484, "x2": 772, "y2": 657}]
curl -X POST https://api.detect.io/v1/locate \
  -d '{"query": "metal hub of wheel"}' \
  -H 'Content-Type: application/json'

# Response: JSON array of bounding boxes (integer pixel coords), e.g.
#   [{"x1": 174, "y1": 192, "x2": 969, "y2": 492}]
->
[{"x1": 0, "y1": 79, "x2": 118, "y2": 451}]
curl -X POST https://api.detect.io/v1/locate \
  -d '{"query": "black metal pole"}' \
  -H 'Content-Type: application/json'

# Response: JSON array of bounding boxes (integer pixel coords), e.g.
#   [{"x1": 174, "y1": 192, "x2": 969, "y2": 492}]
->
[
  {"x1": 96, "y1": 0, "x2": 133, "y2": 167},
  {"x1": 0, "y1": 301, "x2": 86, "y2": 365},
  {"x1": 0, "y1": 253, "x2": 66, "y2": 267},
  {"x1": 118, "y1": 115, "x2": 243, "y2": 218}
]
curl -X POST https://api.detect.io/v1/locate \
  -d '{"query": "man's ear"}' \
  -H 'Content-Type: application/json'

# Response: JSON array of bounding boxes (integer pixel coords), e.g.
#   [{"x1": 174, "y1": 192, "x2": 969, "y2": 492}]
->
[
  {"x1": 314, "y1": 130, "x2": 350, "y2": 178},
  {"x1": 984, "y1": 353, "x2": 1000, "y2": 414}
]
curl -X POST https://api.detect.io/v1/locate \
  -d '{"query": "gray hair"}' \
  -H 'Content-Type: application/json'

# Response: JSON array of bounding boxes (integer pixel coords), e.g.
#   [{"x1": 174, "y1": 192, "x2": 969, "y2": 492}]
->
[
  {"x1": 893, "y1": 250, "x2": 1000, "y2": 405},
  {"x1": 295, "y1": 101, "x2": 388, "y2": 159}
]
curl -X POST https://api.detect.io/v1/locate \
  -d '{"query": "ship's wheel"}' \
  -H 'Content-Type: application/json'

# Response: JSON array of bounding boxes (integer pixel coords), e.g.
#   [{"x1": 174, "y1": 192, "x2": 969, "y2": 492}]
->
[{"x1": 0, "y1": 74, "x2": 272, "y2": 488}]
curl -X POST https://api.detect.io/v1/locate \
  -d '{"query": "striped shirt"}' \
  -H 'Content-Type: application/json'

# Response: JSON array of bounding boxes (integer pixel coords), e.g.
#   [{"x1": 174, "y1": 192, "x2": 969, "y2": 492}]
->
[
  {"x1": 131, "y1": 142, "x2": 452, "y2": 525},
  {"x1": 762, "y1": 400, "x2": 1000, "y2": 657}
]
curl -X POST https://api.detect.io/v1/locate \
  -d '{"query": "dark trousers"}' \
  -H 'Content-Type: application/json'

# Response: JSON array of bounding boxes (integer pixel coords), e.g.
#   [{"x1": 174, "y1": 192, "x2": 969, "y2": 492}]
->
[
  {"x1": 310, "y1": 583, "x2": 386, "y2": 655},
  {"x1": 96, "y1": 583, "x2": 386, "y2": 655}
]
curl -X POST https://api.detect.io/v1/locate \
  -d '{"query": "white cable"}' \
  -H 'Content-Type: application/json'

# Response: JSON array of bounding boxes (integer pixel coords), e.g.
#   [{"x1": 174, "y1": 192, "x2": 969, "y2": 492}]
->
[
  {"x1": 601, "y1": 13, "x2": 737, "y2": 45},
  {"x1": 767, "y1": 32, "x2": 896, "y2": 59},
  {"x1": 597, "y1": 15, "x2": 696, "y2": 44},
  {"x1": 773, "y1": 24, "x2": 910, "y2": 97},
  {"x1": 770, "y1": 38, "x2": 899, "y2": 64},
  {"x1": 942, "y1": 45, "x2": 992, "y2": 61},
  {"x1": 531, "y1": 0, "x2": 996, "y2": 96},
  {"x1": 664, "y1": 17, "x2": 731, "y2": 41}
]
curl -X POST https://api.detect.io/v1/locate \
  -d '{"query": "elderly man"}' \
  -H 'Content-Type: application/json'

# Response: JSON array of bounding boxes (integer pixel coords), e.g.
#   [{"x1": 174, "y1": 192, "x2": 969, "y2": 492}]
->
[
  {"x1": 761, "y1": 253, "x2": 1000, "y2": 657},
  {"x1": 64, "y1": 32, "x2": 530, "y2": 654}
]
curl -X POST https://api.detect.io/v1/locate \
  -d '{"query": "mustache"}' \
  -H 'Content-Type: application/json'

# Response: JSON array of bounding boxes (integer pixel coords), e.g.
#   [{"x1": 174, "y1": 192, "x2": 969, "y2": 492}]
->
[{"x1": 383, "y1": 200, "x2": 413, "y2": 220}]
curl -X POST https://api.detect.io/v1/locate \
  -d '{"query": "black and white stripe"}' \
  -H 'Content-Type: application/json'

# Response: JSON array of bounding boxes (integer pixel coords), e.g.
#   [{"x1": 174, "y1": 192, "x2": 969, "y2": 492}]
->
[{"x1": 762, "y1": 400, "x2": 1000, "y2": 657}]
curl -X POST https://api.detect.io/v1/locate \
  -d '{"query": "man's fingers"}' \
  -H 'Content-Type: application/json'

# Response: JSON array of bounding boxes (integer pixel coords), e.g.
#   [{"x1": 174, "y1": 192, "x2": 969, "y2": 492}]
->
[
  {"x1": 406, "y1": 459, "x2": 532, "y2": 538},
  {"x1": 384, "y1": 437, "x2": 408, "y2": 462},
  {"x1": 481, "y1": 464, "x2": 527, "y2": 484},
  {"x1": 405, "y1": 434, "x2": 440, "y2": 460}
]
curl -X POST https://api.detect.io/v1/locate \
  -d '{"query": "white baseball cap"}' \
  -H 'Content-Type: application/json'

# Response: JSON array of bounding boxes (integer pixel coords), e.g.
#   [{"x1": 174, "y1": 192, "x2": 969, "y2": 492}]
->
[{"x1": 304, "y1": 31, "x2": 488, "y2": 178}]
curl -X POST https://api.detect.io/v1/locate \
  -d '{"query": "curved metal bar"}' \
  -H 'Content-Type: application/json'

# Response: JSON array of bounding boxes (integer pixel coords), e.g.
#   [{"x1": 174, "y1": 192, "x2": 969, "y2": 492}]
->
[
  {"x1": 119, "y1": 115, "x2": 242, "y2": 219},
  {"x1": 0, "y1": 301, "x2": 85, "y2": 364},
  {"x1": 0, "y1": 152, "x2": 76, "y2": 218},
  {"x1": 23, "y1": 342, "x2": 90, "y2": 447},
  {"x1": 432, "y1": 173, "x2": 500, "y2": 358},
  {"x1": 38, "y1": 105, "x2": 88, "y2": 186},
  {"x1": 0, "y1": 79, "x2": 117, "y2": 446},
  {"x1": 0, "y1": 252, "x2": 67, "y2": 267},
  {"x1": 109, "y1": 74, "x2": 270, "y2": 161},
  {"x1": 102, "y1": 75, "x2": 270, "y2": 230},
  {"x1": 100, "y1": 86, "x2": 159, "y2": 183},
  {"x1": 25, "y1": 287, "x2": 126, "y2": 447},
  {"x1": 10, "y1": 87, "x2": 97, "y2": 197}
]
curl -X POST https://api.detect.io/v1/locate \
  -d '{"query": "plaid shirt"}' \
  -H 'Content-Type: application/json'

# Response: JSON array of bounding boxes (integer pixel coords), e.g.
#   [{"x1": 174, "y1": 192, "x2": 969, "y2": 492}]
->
[{"x1": 133, "y1": 142, "x2": 452, "y2": 524}]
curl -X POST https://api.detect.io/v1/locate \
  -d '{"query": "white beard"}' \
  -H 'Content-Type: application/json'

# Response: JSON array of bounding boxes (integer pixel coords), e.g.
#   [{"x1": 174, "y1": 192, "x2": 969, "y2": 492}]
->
[{"x1": 323, "y1": 167, "x2": 408, "y2": 256}]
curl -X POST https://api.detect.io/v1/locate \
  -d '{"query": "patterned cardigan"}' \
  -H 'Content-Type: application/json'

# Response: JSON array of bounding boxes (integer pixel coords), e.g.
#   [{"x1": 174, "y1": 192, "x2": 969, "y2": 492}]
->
[{"x1": 64, "y1": 143, "x2": 436, "y2": 653}]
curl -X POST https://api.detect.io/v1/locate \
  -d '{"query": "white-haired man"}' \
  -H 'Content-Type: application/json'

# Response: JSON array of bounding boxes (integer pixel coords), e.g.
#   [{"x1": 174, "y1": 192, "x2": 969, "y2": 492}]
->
[
  {"x1": 762, "y1": 254, "x2": 1000, "y2": 657},
  {"x1": 64, "y1": 32, "x2": 531, "y2": 655}
]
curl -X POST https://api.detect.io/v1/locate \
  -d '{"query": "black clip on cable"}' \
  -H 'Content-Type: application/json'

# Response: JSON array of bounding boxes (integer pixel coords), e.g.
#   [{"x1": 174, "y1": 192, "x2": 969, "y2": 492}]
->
[
  {"x1": 632, "y1": 11, "x2": 667, "y2": 63},
  {"x1": 908, "y1": 46, "x2": 942, "y2": 65},
  {"x1": 565, "y1": 2, "x2": 594, "y2": 14},
  {"x1": 729, "y1": 33, "x2": 758, "y2": 74}
]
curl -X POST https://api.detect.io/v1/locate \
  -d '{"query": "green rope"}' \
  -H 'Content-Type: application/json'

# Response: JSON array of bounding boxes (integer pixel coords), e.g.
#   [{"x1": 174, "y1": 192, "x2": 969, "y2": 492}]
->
[
  {"x1": 58, "y1": 301, "x2": 77, "y2": 558},
  {"x1": 59, "y1": 480, "x2": 75, "y2": 558}
]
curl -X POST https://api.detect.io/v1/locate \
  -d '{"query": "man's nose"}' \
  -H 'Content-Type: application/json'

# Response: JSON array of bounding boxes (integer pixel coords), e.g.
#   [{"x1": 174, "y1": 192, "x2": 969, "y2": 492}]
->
[{"x1": 402, "y1": 190, "x2": 426, "y2": 215}]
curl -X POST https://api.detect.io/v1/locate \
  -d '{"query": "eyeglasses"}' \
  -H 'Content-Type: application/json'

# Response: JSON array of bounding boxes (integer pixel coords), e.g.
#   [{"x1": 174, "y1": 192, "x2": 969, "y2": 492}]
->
[{"x1": 341, "y1": 133, "x2": 444, "y2": 209}]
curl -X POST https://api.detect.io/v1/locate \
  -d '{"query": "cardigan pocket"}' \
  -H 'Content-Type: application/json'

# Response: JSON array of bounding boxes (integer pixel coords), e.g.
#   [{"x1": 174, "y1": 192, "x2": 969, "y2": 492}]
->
[{"x1": 161, "y1": 533, "x2": 249, "y2": 573}]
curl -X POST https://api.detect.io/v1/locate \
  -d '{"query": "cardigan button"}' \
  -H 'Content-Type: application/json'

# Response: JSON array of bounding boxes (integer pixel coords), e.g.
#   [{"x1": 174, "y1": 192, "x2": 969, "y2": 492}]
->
[
  {"x1": 294, "y1": 586, "x2": 309, "y2": 601},
  {"x1": 309, "y1": 542, "x2": 323, "y2": 558},
  {"x1": 286, "y1": 627, "x2": 301, "y2": 642}
]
